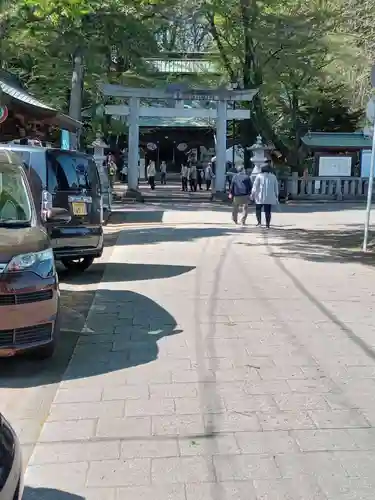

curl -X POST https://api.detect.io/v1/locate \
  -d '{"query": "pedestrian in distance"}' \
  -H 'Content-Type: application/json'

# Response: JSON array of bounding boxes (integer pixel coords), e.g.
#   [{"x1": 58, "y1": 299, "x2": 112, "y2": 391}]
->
[
  {"x1": 251, "y1": 164, "x2": 279, "y2": 228},
  {"x1": 229, "y1": 163, "x2": 252, "y2": 226},
  {"x1": 160, "y1": 161, "x2": 167, "y2": 185},
  {"x1": 106, "y1": 153, "x2": 117, "y2": 188},
  {"x1": 147, "y1": 161, "x2": 156, "y2": 190},
  {"x1": 205, "y1": 163, "x2": 214, "y2": 191},
  {"x1": 188, "y1": 164, "x2": 198, "y2": 192},
  {"x1": 197, "y1": 165, "x2": 204, "y2": 190},
  {"x1": 181, "y1": 164, "x2": 188, "y2": 191}
]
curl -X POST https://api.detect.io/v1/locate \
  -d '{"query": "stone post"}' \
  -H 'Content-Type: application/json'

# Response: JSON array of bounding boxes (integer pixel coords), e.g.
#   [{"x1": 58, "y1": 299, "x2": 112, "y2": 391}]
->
[
  {"x1": 127, "y1": 96, "x2": 143, "y2": 200},
  {"x1": 214, "y1": 99, "x2": 228, "y2": 195}
]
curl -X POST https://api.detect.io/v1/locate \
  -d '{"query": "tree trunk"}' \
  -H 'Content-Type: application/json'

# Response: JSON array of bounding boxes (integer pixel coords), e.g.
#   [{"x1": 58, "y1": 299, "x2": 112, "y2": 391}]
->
[{"x1": 68, "y1": 47, "x2": 84, "y2": 150}]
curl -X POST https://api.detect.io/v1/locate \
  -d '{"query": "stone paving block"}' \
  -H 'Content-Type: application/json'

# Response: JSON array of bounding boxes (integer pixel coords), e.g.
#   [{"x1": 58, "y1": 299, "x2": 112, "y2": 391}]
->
[
  {"x1": 73, "y1": 489, "x2": 116, "y2": 500},
  {"x1": 152, "y1": 414, "x2": 205, "y2": 436},
  {"x1": 346, "y1": 428, "x2": 375, "y2": 450},
  {"x1": 235, "y1": 430, "x2": 298, "y2": 454},
  {"x1": 25, "y1": 462, "x2": 88, "y2": 489},
  {"x1": 204, "y1": 412, "x2": 261, "y2": 432},
  {"x1": 253, "y1": 477, "x2": 326, "y2": 500},
  {"x1": 151, "y1": 455, "x2": 215, "y2": 484},
  {"x1": 125, "y1": 398, "x2": 175, "y2": 416},
  {"x1": 276, "y1": 452, "x2": 347, "y2": 479},
  {"x1": 225, "y1": 394, "x2": 278, "y2": 413},
  {"x1": 244, "y1": 380, "x2": 291, "y2": 395},
  {"x1": 47, "y1": 401, "x2": 125, "y2": 421},
  {"x1": 39, "y1": 420, "x2": 96, "y2": 442},
  {"x1": 178, "y1": 434, "x2": 239, "y2": 456},
  {"x1": 274, "y1": 393, "x2": 330, "y2": 411},
  {"x1": 257, "y1": 365, "x2": 305, "y2": 380},
  {"x1": 96, "y1": 416, "x2": 151, "y2": 438},
  {"x1": 287, "y1": 377, "x2": 340, "y2": 393},
  {"x1": 185, "y1": 481, "x2": 257, "y2": 500},
  {"x1": 174, "y1": 396, "x2": 226, "y2": 414},
  {"x1": 125, "y1": 367, "x2": 172, "y2": 385},
  {"x1": 116, "y1": 484, "x2": 186, "y2": 500},
  {"x1": 213, "y1": 454, "x2": 281, "y2": 481},
  {"x1": 87, "y1": 458, "x2": 151, "y2": 487},
  {"x1": 10, "y1": 419, "x2": 43, "y2": 444},
  {"x1": 257, "y1": 410, "x2": 316, "y2": 431},
  {"x1": 102, "y1": 385, "x2": 150, "y2": 401},
  {"x1": 317, "y1": 475, "x2": 375, "y2": 499},
  {"x1": 30, "y1": 440, "x2": 120, "y2": 465},
  {"x1": 338, "y1": 451, "x2": 375, "y2": 478},
  {"x1": 213, "y1": 367, "x2": 261, "y2": 382},
  {"x1": 149, "y1": 383, "x2": 198, "y2": 399},
  {"x1": 120, "y1": 438, "x2": 178, "y2": 458},
  {"x1": 171, "y1": 369, "x2": 215, "y2": 383},
  {"x1": 54, "y1": 387, "x2": 103, "y2": 404},
  {"x1": 292, "y1": 429, "x2": 359, "y2": 452},
  {"x1": 308, "y1": 409, "x2": 370, "y2": 429}
]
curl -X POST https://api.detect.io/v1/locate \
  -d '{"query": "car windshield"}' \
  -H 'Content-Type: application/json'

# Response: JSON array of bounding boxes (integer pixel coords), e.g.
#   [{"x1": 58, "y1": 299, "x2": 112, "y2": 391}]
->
[{"x1": 0, "y1": 165, "x2": 32, "y2": 225}]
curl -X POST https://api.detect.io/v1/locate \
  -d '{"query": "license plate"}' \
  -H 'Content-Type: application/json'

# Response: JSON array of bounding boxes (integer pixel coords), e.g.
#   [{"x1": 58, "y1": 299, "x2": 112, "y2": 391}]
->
[{"x1": 72, "y1": 202, "x2": 87, "y2": 216}]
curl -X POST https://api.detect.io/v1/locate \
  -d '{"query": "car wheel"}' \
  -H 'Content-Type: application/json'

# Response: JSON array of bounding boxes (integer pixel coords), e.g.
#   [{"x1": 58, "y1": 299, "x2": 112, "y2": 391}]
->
[{"x1": 61, "y1": 256, "x2": 95, "y2": 272}]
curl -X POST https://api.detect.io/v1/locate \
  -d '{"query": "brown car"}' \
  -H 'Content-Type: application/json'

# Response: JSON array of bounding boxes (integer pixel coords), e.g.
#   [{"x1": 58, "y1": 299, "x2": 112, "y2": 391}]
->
[{"x1": 0, "y1": 151, "x2": 70, "y2": 359}]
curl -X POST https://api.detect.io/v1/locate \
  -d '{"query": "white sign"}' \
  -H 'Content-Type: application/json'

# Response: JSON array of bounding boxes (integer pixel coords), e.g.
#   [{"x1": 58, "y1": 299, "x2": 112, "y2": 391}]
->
[
  {"x1": 147, "y1": 143, "x2": 157, "y2": 151},
  {"x1": 177, "y1": 143, "x2": 187, "y2": 151},
  {"x1": 361, "y1": 150, "x2": 375, "y2": 177},
  {"x1": 318, "y1": 156, "x2": 352, "y2": 177}
]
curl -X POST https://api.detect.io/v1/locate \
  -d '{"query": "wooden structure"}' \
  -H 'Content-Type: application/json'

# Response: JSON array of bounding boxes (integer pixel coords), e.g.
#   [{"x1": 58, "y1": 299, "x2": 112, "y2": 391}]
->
[{"x1": 0, "y1": 70, "x2": 81, "y2": 144}]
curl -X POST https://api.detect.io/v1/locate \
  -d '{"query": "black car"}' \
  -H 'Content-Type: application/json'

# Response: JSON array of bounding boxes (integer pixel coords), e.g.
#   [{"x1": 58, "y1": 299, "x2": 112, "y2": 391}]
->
[
  {"x1": 0, "y1": 145, "x2": 104, "y2": 272},
  {"x1": 0, "y1": 414, "x2": 23, "y2": 500}
]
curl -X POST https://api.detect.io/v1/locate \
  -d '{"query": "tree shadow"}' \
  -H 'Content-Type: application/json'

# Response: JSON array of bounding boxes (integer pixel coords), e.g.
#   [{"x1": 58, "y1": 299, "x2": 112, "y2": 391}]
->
[
  {"x1": 281, "y1": 201, "x2": 366, "y2": 214},
  {"x1": 0, "y1": 289, "x2": 182, "y2": 388},
  {"x1": 23, "y1": 486, "x2": 84, "y2": 500},
  {"x1": 258, "y1": 225, "x2": 375, "y2": 266},
  {"x1": 60, "y1": 262, "x2": 195, "y2": 285}
]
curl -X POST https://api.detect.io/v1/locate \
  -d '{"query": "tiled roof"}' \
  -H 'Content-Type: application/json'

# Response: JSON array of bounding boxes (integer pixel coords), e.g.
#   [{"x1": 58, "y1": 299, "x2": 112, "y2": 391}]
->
[{"x1": 302, "y1": 132, "x2": 372, "y2": 149}]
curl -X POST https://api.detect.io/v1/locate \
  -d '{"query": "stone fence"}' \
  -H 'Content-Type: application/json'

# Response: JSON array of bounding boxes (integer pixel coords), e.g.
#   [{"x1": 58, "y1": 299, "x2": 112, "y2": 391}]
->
[{"x1": 285, "y1": 174, "x2": 369, "y2": 201}]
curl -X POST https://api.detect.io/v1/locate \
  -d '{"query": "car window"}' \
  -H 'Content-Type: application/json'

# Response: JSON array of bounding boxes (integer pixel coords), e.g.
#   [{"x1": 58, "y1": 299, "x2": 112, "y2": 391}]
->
[
  {"x1": 47, "y1": 151, "x2": 93, "y2": 191},
  {"x1": 0, "y1": 166, "x2": 32, "y2": 222}
]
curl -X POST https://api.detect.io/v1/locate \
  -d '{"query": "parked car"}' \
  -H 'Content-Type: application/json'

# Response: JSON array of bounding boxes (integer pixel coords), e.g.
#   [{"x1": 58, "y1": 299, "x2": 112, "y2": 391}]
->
[
  {"x1": 0, "y1": 151, "x2": 70, "y2": 358},
  {"x1": 0, "y1": 413, "x2": 23, "y2": 500},
  {"x1": 0, "y1": 145, "x2": 104, "y2": 272}
]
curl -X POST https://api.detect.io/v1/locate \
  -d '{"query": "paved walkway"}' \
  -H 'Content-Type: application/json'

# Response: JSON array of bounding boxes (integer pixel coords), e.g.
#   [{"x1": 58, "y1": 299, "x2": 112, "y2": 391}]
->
[{"x1": 24, "y1": 205, "x2": 375, "y2": 499}]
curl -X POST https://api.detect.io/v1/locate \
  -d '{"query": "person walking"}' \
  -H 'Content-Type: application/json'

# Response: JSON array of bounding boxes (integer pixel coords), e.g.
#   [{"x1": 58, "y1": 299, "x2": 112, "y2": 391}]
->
[
  {"x1": 189, "y1": 164, "x2": 197, "y2": 192},
  {"x1": 160, "y1": 161, "x2": 167, "y2": 185},
  {"x1": 251, "y1": 164, "x2": 279, "y2": 228},
  {"x1": 107, "y1": 153, "x2": 117, "y2": 188},
  {"x1": 229, "y1": 164, "x2": 252, "y2": 225},
  {"x1": 147, "y1": 161, "x2": 156, "y2": 190},
  {"x1": 205, "y1": 163, "x2": 214, "y2": 191},
  {"x1": 181, "y1": 164, "x2": 188, "y2": 191},
  {"x1": 197, "y1": 165, "x2": 204, "y2": 190}
]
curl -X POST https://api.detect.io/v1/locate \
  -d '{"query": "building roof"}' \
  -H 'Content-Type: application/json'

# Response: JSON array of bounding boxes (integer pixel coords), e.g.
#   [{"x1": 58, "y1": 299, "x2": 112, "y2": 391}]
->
[
  {"x1": 0, "y1": 70, "x2": 82, "y2": 132},
  {"x1": 301, "y1": 132, "x2": 372, "y2": 149}
]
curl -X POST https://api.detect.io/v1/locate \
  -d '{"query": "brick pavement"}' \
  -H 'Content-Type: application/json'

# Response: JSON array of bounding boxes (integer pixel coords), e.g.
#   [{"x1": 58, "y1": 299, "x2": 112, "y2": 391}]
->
[{"x1": 24, "y1": 207, "x2": 375, "y2": 499}]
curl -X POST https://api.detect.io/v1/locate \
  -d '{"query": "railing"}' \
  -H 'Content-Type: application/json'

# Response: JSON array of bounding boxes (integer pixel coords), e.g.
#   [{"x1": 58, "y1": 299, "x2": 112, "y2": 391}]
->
[{"x1": 286, "y1": 175, "x2": 370, "y2": 200}]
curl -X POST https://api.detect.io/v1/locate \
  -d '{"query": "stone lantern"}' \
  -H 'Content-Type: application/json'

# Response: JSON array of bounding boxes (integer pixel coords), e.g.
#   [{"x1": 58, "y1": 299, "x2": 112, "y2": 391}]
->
[
  {"x1": 92, "y1": 134, "x2": 108, "y2": 167},
  {"x1": 249, "y1": 135, "x2": 269, "y2": 181}
]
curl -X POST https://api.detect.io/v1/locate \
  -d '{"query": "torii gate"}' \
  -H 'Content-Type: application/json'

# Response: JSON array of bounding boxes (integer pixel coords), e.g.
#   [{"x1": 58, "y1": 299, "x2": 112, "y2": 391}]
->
[{"x1": 100, "y1": 84, "x2": 258, "y2": 196}]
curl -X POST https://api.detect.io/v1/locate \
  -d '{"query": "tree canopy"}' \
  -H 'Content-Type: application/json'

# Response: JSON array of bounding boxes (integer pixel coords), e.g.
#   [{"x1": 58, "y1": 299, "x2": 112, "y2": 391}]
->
[{"x1": 0, "y1": 0, "x2": 372, "y2": 165}]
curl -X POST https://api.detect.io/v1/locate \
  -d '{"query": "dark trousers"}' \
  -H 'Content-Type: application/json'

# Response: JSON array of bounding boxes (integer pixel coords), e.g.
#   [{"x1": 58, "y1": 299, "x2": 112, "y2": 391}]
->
[
  {"x1": 256, "y1": 204, "x2": 272, "y2": 227},
  {"x1": 160, "y1": 172, "x2": 166, "y2": 185},
  {"x1": 206, "y1": 180, "x2": 212, "y2": 191},
  {"x1": 190, "y1": 179, "x2": 197, "y2": 191},
  {"x1": 148, "y1": 176, "x2": 155, "y2": 190},
  {"x1": 181, "y1": 177, "x2": 188, "y2": 191}
]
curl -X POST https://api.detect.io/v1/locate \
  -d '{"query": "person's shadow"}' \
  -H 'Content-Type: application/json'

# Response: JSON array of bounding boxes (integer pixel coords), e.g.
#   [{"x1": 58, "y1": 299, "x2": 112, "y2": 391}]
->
[{"x1": 23, "y1": 486, "x2": 84, "y2": 499}]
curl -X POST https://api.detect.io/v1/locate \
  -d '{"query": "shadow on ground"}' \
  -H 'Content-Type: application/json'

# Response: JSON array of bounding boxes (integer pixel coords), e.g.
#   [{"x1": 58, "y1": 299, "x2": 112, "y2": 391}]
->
[
  {"x1": 62, "y1": 262, "x2": 195, "y2": 285},
  {"x1": 0, "y1": 276, "x2": 186, "y2": 387},
  {"x1": 23, "y1": 486, "x2": 83, "y2": 500},
  {"x1": 250, "y1": 225, "x2": 375, "y2": 266},
  {"x1": 104, "y1": 225, "x2": 239, "y2": 247}
]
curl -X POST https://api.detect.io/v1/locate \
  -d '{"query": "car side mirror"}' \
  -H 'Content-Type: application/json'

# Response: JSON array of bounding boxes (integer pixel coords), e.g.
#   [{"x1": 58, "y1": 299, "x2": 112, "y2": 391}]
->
[{"x1": 46, "y1": 207, "x2": 71, "y2": 224}]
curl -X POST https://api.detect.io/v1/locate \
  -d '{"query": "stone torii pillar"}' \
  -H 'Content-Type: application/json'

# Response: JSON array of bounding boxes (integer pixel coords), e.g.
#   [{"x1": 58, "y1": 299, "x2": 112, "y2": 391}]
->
[
  {"x1": 214, "y1": 99, "x2": 228, "y2": 194},
  {"x1": 127, "y1": 96, "x2": 142, "y2": 199}
]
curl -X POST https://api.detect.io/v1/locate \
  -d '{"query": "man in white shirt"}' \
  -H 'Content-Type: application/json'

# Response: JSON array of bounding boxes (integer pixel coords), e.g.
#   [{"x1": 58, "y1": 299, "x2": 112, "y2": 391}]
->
[{"x1": 147, "y1": 161, "x2": 156, "y2": 190}]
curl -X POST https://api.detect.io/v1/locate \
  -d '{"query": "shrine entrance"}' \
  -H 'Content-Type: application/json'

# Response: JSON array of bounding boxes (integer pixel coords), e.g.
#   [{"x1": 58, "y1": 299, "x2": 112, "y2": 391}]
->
[{"x1": 100, "y1": 84, "x2": 258, "y2": 196}]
